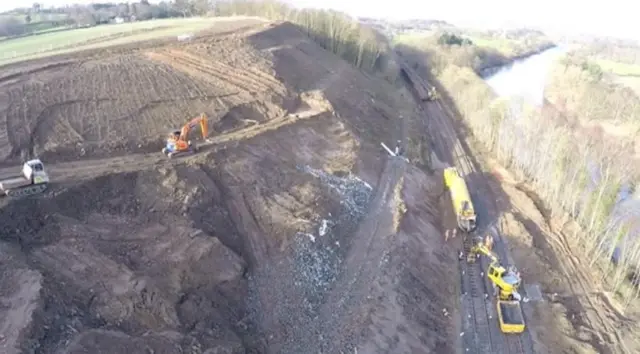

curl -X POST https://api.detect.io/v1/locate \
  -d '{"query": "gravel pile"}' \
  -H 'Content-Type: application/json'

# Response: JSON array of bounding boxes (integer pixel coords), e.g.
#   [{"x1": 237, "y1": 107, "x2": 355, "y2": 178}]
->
[{"x1": 247, "y1": 166, "x2": 374, "y2": 353}]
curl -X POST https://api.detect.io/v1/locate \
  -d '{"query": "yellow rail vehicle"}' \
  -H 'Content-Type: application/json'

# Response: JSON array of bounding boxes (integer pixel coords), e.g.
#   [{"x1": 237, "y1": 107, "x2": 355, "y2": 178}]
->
[
  {"x1": 497, "y1": 300, "x2": 526, "y2": 334},
  {"x1": 443, "y1": 167, "x2": 477, "y2": 232}
]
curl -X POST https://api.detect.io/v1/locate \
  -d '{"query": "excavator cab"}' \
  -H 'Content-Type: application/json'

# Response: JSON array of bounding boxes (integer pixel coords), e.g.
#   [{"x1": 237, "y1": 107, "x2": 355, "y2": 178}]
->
[
  {"x1": 23, "y1": 159, "x2": 48, "y2": 184},
  {"x1": 487, "y1": 264, "x2": 522, "y2": 301}
]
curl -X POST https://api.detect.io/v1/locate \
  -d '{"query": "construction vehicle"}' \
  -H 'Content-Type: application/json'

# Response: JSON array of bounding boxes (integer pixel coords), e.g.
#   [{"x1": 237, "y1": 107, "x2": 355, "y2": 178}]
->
[
  {"x1": 443, "y1": 167, "x2": 477, "y2": 232},
  {"x1": 162, "y1": 113, "x2": 208, "y2": 158},
  {"x1": 426, "y1": 86, "x2": 438, "y2": 101},
  {"x1": 496, "y1": 300, "x2": 525, "y2": 334},
  {"x1": 468, "y1": 239, "x2": 526, "y2": 334},
  {"x1": 0, "y1": 159, "x2": 49, "y2": 197}
]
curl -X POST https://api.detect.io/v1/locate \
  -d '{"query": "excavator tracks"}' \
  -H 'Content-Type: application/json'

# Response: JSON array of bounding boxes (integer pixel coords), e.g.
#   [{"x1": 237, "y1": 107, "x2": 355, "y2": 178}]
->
[{"x1": 5, "y1": 183, "x2": 48, "y2": 198}]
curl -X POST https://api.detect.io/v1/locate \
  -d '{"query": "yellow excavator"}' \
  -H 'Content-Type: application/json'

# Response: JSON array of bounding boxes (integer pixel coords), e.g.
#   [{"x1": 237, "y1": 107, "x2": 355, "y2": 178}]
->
[
  {"x1": 426, "y1": 86, "x2": 438, "y2": 101},
  {"x1": 468, "y1": 238, "x2": 526, "y2": 334},
  {"x1": 468, "y1": 240, "x2": 522, "y2": 301}
]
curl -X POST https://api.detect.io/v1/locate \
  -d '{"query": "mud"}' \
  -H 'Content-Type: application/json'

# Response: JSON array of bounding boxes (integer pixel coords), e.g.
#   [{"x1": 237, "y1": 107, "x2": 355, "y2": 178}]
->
[{"x1": 0, "y1": 19, "x2": 455, "y2": 354}]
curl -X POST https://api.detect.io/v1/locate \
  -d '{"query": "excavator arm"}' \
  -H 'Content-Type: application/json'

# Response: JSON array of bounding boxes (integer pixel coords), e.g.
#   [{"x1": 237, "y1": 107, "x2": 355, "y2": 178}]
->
[
  {"x1": 179, "y1": 113, "x2": 208, "y2": 141},
  {"x1": 468, "y1": 243, "x2": 499, "y2": 264}
]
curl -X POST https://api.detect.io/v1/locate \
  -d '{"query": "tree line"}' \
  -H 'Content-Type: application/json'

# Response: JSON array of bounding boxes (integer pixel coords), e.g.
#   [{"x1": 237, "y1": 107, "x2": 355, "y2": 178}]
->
[
  {"x1": 214, "y1": 0, "x2": 396, "y2": 80},
  {"x1": 0, "y1": 1, "x2": 209, "y2": 37},
  {"x1": 428, "y1": 45, "x2": 640, "y2": 306}
]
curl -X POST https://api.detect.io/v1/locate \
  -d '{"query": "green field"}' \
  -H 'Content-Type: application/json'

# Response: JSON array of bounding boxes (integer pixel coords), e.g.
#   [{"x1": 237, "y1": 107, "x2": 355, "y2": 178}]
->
[
  {"x1": 0, "y1": 17, "x2": 237, "y2": 66},
  {"x1": 596, "y1": 58, "x2": 640, "y2": 77},
  {"x1": 467, "y1": 36, "x2": 519, "y2": 56}
]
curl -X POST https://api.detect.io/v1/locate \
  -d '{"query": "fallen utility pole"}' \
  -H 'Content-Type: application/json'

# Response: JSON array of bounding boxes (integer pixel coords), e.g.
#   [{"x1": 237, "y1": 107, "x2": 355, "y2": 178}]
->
[{"x1": 380, "y1": 142, "x2": 409, "y2": 163}]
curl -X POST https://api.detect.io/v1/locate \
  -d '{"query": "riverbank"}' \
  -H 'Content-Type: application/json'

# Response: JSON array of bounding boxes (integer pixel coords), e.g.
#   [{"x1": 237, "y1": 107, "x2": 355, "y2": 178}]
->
[
  {"x1": 427, "y1": 46, "x2": 640, "y2": 353},
  {"x1": 478, "y1": 43, "x2": 558, "y2": 77}
]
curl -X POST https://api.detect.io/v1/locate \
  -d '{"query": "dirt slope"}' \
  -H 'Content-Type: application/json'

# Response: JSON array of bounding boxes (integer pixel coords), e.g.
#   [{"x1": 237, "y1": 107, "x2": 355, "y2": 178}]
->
[{"x1": 0, "y1": 20, "x2": 455, "y2": 353}]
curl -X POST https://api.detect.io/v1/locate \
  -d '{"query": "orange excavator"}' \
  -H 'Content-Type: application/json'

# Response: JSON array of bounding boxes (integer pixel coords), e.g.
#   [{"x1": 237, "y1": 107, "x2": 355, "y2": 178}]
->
[{"x1": 161, "y1": 113, "x2": 209, "y2": 158}]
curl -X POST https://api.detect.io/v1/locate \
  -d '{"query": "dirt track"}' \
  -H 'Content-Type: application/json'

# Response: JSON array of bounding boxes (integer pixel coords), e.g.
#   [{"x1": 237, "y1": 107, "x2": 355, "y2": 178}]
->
[{"x1": 0, "y1": 19, "x2": 458, "y2": 354}]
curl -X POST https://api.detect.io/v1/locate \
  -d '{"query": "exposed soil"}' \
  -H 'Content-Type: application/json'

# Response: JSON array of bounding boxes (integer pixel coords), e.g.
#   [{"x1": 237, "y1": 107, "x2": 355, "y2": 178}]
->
[{"x1": 0, "y1": 19, "x2": 456, "y2": 354}]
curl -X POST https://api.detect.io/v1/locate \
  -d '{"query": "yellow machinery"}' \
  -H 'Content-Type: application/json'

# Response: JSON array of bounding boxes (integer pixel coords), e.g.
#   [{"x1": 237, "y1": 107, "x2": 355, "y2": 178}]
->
[
  {"x1": 162, "y1": 113, "x2": 208, "y2": 158},
  {"x1": 468, "y1": 240, "x2": 526, "y2": 334},
  {"x1": 443, "y1": 167, "x2": 477, "y2": 232},
  {"x1": 426, "y1": 86, "x2": 438, "y2": 101},
  {"x1": 496, "y1": 300, "x2": 525, "y2": 334}
]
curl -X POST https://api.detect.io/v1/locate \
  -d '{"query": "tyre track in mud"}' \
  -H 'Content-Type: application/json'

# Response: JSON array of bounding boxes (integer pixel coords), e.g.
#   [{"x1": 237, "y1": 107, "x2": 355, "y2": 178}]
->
[
  {"x1": 400, "y1": 62, "x2": 533, "y2": 354},
  {"x1": 144, "y1": 48, "x2": 286, "y2": 96}
]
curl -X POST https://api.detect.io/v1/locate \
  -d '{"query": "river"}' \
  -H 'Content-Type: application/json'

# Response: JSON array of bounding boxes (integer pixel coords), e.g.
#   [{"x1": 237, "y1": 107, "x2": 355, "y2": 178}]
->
[
  {"x1": 482, "y1": 46, "x2": 640, "y2": 261},
  {"x1": 484, "y1": 46, "x2": 567, "y2": 105}
]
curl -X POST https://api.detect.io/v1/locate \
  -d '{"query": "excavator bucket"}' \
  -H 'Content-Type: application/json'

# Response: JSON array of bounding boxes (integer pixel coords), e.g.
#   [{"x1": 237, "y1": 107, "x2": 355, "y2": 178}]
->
[{"x1": 199, "y1": 114, "x2": 208, "y2": 140}]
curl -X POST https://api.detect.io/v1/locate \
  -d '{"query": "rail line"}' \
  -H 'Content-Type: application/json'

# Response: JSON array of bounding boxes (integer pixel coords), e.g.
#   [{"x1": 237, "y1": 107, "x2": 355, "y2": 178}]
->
[{"x1": 400, "y1": 62, "x2": 531, "y2": 354}]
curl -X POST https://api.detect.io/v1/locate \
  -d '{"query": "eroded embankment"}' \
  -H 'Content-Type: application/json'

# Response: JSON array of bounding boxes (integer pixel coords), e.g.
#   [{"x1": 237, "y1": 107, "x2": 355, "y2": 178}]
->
[
  {"x1": 0, "y1": 154, "x2": 456, "y2": 354},
  {"x1": 0, "y1": 152, "x2": 381, "y2": 354},
  {"x1": 1, "y1": 167, "x2": 253, "y2": 353}
]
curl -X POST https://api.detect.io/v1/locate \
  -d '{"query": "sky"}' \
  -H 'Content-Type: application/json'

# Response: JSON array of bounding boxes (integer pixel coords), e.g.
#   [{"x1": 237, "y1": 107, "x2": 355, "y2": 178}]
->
[
  {"x1": 289, "y1": 0, "x2": 638, "y2": 40},
  {"x1": 3, "y1": 0, "x2": 638, "y2": 40}
]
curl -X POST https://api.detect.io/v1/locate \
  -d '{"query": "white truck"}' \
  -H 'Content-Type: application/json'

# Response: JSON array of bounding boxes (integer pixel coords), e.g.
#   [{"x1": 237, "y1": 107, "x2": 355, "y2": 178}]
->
[{"x1": 0, "y1": 159, "x2": 49, "y2": 197}]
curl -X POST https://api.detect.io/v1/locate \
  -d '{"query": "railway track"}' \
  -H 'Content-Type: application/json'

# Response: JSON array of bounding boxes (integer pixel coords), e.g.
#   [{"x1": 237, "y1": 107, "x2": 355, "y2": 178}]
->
[
  {"x1": 461, "y1": 234, "x2": 495, "y2": 354},
  {"x1": 399, "y1": 62, "x2": 532, "y2": 354}
]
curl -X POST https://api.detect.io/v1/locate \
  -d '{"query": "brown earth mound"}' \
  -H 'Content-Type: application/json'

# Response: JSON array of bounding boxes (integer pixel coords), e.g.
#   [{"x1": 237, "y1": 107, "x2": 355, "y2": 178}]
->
[{"x1": 0, "y1": 20, "x2": 454, "y2": 354}]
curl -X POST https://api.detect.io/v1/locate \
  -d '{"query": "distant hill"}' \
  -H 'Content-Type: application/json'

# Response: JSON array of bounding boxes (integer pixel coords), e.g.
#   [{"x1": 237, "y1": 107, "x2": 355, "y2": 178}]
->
[{"x1": 358, "y1": 17, "x2": 456, "y2": 37}]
